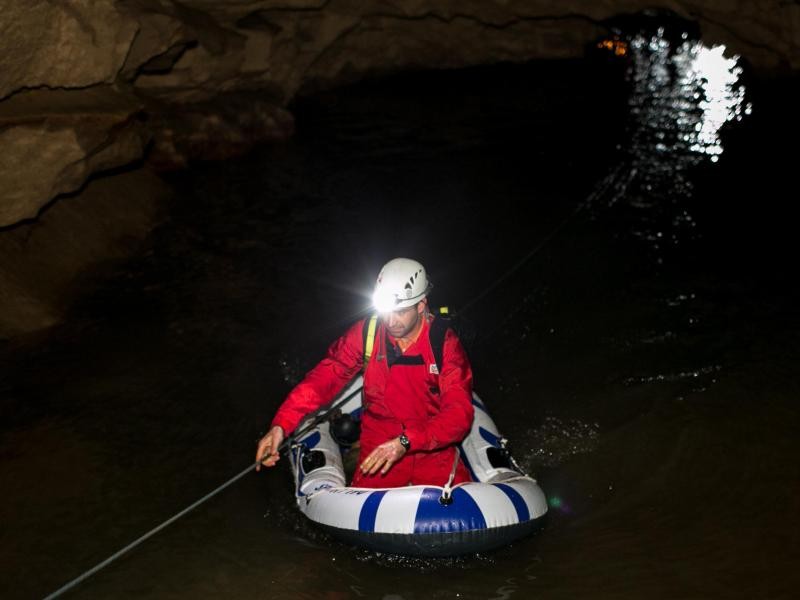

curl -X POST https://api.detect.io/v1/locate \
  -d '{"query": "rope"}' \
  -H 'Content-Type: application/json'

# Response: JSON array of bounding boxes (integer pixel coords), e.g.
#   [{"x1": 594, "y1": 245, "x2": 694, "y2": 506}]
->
[
  {"x1": 438, "y1": 449, "x2": 462, "y2": 504},
  {"x1": 499, "y1": 437, "x2": 529, "y2": 478},
  {"x1": 291, "y1": 441, "x2": 305, "y2": 499},
  {"x1": 459, "y1": 164, "x2": 624, "y2": 316},
  {"x1": 44, "y1": 168, "x2": 626, "y2": 598},
  {"x1": 44, "y1": 384, "x2": 363, "y2": 599},
  {"x1": 43, "y1": 461, "x2": 257, "y2": 600}
]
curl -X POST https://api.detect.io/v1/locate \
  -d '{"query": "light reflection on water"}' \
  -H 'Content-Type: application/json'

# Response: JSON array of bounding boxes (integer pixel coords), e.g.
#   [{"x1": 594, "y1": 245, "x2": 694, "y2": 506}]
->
[
  {"x1": 521, "y1": 416, "x2": 600, "y2": 470},
  {"x1": 594, "y1": 26, "x2": 751, "y2": 257},
  {"x1": 628, "y1": 28, "x2": 750, "y2": 163},
  {"x1": 683, "y1": 44, "x2": 750, "y2": 159}
]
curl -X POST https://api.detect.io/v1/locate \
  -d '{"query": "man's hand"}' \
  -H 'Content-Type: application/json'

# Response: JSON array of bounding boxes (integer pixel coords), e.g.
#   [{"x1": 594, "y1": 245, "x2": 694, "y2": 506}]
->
[
  {"x1": 360, "y1": 437, "x2": 407, "y2": 476},
  {"x1": 255, "y1": 425, "x2": 284, "y2": 471}
]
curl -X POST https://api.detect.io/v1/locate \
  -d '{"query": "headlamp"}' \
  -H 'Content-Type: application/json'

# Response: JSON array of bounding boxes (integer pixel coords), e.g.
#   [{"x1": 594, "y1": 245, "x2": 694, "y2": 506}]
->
[{"x1": 372, "y1": 290, "x2": 398, "y2": 313}]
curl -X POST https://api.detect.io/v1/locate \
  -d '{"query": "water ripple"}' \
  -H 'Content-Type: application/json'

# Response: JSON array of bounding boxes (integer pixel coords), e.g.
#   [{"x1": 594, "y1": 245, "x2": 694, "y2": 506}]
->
[
  {"x1": 623, "y1": 363, "x2": 722, "y2": 386},
  {"x1": 521, "y1": 416, "x2": 600, "y2": 470}
]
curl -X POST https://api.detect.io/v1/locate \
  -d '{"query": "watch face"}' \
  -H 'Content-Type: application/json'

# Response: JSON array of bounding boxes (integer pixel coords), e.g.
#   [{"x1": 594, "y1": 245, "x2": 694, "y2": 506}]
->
[{"x1": 399, "y1": 434, "x2": 410, "y2": 449}]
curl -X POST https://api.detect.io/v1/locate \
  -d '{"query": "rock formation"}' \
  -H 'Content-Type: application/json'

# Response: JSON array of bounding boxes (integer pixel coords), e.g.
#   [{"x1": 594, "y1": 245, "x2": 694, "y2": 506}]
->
[
  {"x1": 0, "y1": 0, "x2": 797, "y2": 336},
  {"x1": 1, "y1": 0, "x2": 797, "y2": 227}
]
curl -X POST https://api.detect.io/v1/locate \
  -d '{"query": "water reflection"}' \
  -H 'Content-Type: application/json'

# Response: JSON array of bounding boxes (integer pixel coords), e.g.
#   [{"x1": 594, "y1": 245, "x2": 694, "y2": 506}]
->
[
  {"x1": 683, "y1": 44, "x2": 750, "y2": 159},
  {"x1": 522, "y1": 416, "x2": 600, "y2": 470},
  {"x1": 594, "y1": 24, "x2": 750, "y2": 257},
  {"x1": 627, "y1": 29, "x2": 749, "y2": 162}
]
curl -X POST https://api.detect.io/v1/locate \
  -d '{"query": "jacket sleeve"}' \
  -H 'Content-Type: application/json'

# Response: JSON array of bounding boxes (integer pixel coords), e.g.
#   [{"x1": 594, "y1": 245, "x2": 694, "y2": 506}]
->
[
  {"x1": 271, "y1": 320, "x2": 364, "y2": 436},
  {"x1": 404, "y1": 328, "x2": 474, "y2": 452}
]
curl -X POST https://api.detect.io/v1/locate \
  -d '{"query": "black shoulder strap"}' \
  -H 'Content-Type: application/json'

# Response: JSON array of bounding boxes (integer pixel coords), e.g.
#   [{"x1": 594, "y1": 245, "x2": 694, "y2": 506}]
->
[
  {"x1": 429, "y1": 315, "x2": 450, "y2": 372},
  {"x1": 363, "y1": 311, "x2": 451, "y2": 372}
]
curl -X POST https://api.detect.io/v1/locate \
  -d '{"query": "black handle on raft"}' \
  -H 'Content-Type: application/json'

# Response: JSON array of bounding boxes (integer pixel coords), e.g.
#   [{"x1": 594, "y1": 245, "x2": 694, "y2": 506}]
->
[{"x1": 274, "y1": 382, "x2": 363, "y2": 455}]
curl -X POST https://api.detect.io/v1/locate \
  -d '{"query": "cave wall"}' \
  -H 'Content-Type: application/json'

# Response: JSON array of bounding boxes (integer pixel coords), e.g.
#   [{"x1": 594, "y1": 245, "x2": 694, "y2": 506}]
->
[
  {"x1": 0, "y1": 0, "x2": 797, "y2": 337},
  {"x1": 0, "y1": 168, "x2": 169, "y2": 338},
  {"x1": 1, "y1": 0, "x2": 797, "y2": 227}
]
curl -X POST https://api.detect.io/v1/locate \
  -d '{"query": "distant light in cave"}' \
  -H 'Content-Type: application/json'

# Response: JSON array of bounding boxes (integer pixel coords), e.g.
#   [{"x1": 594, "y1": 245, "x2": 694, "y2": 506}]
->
[{"x1": 597, "y1": 37, "x2": 628, "y2": 57}]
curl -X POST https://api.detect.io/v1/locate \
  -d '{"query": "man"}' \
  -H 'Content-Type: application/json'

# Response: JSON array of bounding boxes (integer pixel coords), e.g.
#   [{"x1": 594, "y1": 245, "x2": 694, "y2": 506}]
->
[{"x1": 255, "y1": 257, "x2": 474, "y2": 488}]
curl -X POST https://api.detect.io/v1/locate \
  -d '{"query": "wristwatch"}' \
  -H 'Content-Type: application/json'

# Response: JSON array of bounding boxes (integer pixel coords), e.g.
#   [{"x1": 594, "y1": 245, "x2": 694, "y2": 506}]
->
[{"x1": 398, "y1": 433, "x2": 411, "y2": 451}]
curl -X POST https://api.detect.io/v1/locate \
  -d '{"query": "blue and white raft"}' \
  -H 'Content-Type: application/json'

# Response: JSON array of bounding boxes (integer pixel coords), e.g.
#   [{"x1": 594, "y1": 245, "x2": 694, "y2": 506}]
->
[{"x1": 287, "y1": 377, "x2": 548, "y2": 556}]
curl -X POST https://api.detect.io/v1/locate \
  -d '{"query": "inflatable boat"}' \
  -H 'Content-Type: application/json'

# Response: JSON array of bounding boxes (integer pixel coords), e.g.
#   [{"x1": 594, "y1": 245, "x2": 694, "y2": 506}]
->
[{"x1": 287, "y1": 377, "x2": 548, "y2": 556}]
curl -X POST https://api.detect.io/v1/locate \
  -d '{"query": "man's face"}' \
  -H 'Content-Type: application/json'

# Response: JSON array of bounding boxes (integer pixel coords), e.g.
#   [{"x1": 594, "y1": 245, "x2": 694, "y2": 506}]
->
[{"x1": 381, "y1": 300, "x2": 426, "y2": 339}]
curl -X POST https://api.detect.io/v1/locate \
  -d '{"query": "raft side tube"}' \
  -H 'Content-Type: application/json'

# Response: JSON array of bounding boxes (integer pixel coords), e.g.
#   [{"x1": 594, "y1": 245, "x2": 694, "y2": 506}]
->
[
  {"x1": 295, "y1": 422, "x2": 345, "y2": 496},
  {"x1": 318, "y1": 518, "x2": 545, "y2": 557},
  {"x1": 287, "y1": 376, "x2": 548, "y2": 555}
]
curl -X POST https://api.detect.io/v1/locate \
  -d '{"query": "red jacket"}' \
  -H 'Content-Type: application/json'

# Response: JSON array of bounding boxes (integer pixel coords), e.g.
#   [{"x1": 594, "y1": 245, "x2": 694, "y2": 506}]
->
[{"x1": 272, "y1": 315, "x2": 474, "y2": 487}]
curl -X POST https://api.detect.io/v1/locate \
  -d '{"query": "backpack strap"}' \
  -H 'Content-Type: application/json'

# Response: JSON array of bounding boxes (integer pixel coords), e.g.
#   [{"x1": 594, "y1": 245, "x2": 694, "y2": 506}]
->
[
  {"x1": 362, "y1": 309, "x2": 451, "y2": 373},
  {"x1": 362, "y1": 314, "x2": 379, "y2": 370},
  {"x1": 429, "y1": 310, "x2": 451, "y2": 373}
]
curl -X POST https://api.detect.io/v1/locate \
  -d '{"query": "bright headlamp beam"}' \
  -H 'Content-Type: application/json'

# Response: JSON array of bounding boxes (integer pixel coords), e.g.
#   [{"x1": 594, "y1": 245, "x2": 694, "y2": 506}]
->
[{"x1": 372, "y1": 291, "x2": 398, "y2": 313}]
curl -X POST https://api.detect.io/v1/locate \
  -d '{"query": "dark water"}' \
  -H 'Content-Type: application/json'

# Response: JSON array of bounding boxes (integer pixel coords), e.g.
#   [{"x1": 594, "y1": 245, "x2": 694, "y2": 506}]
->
[{"x1": 2, "y1": 38, "x2": 799, "y2": 600}]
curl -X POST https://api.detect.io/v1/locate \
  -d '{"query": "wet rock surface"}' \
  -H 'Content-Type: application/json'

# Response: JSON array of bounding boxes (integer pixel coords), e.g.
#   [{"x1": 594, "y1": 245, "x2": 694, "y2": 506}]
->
[
  {"x1": 0, "y1": 168, "x2": 169, "y2": 339},
  {"x1": 0, "y1": 87, "x2": 149, "y2": 226},
  {"x1": 1, "y1": 1, "x2": 797, "y2": 340},
  {"x1": 1, "y1": 1, "x2": 798, "y2": 227}
]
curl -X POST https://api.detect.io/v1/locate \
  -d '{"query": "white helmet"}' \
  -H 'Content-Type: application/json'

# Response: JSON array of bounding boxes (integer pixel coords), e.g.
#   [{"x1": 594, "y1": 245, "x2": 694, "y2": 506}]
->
[{"x1": 372, "y1": 258, "x2": 432, "y2": 312}]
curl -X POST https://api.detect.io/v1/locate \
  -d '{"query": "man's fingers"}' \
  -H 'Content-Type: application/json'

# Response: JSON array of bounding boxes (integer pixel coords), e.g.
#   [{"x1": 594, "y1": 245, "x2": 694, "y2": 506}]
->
[
  {"x1": 255, "y1": 427, "x2": 285, "y2": 471},
  {"x1": 256, "y1": 436, "x2": 278, "y2": 470},
  {"x1": 380, "y1": 456, "x2": 396, "y2": 474},
  {"x1": 256, "y1": 449, "x2": 280, "y2": 470},
  {"x1": 361, "y1": 452, "x2": 375, "y2": 474},
  {"x1": 256, "y1": 441, "x2": 269, "y2": 461},
  {"x1": 360, "y1": 436, "x2": 409, "y2": 476},
  {"x1": 366, "y1": 456, "x2": 385, "y2": 475},
  {"x1": 362, "y1": 451, "x2": 393, "y2": 475}
]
